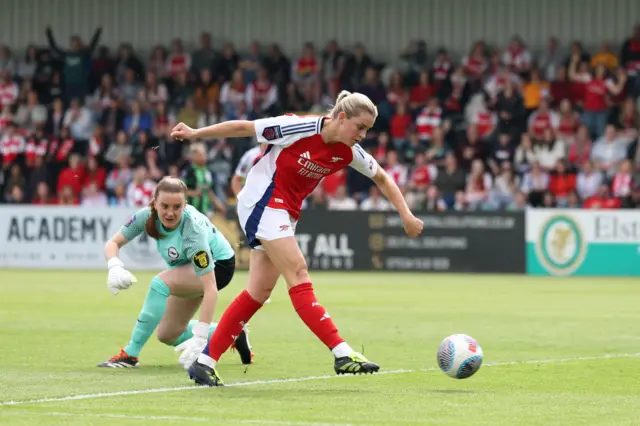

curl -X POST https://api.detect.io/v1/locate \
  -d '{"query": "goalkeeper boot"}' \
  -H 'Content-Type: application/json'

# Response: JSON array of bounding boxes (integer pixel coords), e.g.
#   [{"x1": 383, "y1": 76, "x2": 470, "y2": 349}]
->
[
  {"x1": 231, "y1": 328, "x2": 253, "y2": 365},
  {"x1": 98, "y1": 349, "x2": 139, "y2": 368},
  {"x1": 188, "y1": 360, "x2": 224, "y2": 387},
  {"x1": 334, "y1": 352, "x2": 380, "y2": 375}
]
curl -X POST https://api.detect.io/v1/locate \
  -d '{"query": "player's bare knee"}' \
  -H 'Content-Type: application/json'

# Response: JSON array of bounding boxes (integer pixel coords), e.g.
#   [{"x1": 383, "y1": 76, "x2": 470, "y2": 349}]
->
[
  {"x1": 156, "y1": 329, "x2": 178, "y2": 345},
  {"x1": 290, "y1": 261, "x2": 310, "y2": 286}
]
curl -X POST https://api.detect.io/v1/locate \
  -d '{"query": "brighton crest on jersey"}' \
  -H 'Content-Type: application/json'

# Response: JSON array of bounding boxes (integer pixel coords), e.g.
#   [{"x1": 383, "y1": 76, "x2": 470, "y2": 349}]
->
[
  {"x1": 120, "y1": 205, "x2": 234, "y2": 276},
  {"x1": 238, "y1": 114, "x2": 378, "y2": 220}
]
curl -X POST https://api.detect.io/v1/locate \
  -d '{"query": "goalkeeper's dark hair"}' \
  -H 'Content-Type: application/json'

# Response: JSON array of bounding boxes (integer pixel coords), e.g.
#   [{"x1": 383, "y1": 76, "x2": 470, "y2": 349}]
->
[{"x1": 146, "y1": 176, "x2": 188, "y2": 240}]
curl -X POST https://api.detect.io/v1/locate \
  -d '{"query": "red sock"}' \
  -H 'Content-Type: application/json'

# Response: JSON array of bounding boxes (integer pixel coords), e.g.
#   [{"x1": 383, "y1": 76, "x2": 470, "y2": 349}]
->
[
  {"x1": 207, "y1": 290, "x2": 262, "y2": 361},
  {"x1": 289, "y1": 282, "x2": 344, "y2": 349}
]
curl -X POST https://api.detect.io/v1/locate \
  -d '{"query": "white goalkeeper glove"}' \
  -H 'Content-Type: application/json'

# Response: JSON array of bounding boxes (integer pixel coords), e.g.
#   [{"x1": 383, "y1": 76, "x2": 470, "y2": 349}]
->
[
  {"x1": 175, "y1": 321, "x2": 209, "y2": 370},
  {"x1": 107, "y1": 257, "x2": 138, "y2": 295}
]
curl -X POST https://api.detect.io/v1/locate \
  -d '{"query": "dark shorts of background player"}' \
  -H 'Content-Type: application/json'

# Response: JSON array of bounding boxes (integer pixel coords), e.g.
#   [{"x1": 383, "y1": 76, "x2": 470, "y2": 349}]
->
[{"x1": 214, "y1": 256, "x2": 236, "y2": 291}]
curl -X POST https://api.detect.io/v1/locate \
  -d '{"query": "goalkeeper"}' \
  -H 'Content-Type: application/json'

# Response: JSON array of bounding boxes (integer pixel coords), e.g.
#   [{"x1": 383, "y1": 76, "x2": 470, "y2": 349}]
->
[{"x1": 98, "y1": 176, "x2": 253, "y2": 368}]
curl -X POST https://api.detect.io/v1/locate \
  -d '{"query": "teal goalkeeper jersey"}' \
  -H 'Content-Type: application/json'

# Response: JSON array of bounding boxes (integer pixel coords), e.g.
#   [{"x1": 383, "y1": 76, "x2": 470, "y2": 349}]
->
[{"x1": 120, "y1": 205, "x2": 235, "y2": 276}]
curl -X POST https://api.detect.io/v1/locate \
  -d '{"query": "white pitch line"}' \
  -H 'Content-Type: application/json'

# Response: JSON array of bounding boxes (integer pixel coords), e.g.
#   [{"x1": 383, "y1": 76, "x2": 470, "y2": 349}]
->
[
  {"x1": 0, "y1": 411, "x2": 351, "y2": 426},
  {"x1": 1, "y1": 352, "x2": 638, "y2": 407}
]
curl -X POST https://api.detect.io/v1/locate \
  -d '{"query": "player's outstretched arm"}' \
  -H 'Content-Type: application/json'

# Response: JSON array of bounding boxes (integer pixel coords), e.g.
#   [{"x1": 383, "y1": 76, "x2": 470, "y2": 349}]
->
[
  {"x1": 104, "y1": 231, "x2": 138, "y2": 295},
  {"x1": 171, "y1": 121, "x2": 256, "y2": 141},
  {"x1": 372, "y1": 167, "x2": 424, "y2": 238}
]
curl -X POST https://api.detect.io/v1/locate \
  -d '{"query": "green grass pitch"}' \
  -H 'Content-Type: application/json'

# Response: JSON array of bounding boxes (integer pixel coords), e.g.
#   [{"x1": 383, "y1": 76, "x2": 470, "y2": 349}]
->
[{"x1": 1, "y1": 270, "x2": 639, "y2": 425}]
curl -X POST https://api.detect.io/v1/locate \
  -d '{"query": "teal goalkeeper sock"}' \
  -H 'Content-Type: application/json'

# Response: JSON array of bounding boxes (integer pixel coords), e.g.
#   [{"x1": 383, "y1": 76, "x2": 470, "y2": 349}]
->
[
  {"x1": 123, "y1": 277, "x2": 170, "y2": 358},
  {"x1": 169, "y1": 320, "x2": 218, "y2": 347}
]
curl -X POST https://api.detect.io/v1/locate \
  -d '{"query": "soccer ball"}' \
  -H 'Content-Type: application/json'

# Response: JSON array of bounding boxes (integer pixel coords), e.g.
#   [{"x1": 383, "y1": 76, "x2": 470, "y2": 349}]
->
[{"x1": 437, "y1": 334, "x2": 483, "y2": 379}]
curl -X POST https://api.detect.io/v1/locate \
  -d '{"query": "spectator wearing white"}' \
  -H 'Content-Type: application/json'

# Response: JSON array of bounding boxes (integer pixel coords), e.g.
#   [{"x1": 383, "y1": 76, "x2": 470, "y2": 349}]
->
[
  {"x1": 360, "y1": 186, "x2": 391, "y2": 211},
  {"x1": 502, "y1": 36, "x2": 533, "y2": 75},
  {"x1": 384, "y1": 150, "x2": 408, "y2": 191},
  {"x1": 63, "y1": 98, "x2": 95, "y2": 141},
  {"x1": 591, "y1": 125, "x2": 627, "y2": 178},
  {"x1": 611, "y1": 159, "x2": 633, "y2": 198},
  {"x1": 534, "y1": 128, "x2": 566, "y2": 171},
  {"x1": 126, "y1": 165, "x2": 156, "y2": 207},
  {"x1": 219, "y1": 69, "x2": 246, "y2": 120},
  {"x1": 82, "y1": 181, "x2": 108, "y2": 207},
  {"x1": 105, "y1": 155, "x2": 132, "y2": 194},
  {"x1": 465, "y1": 159, "x2": 492, "y2": 209},
  {"x1": 104, "y1": 130, "x2": 133, "y2": 166},
  {"x1": 0, "y1": 70, "x2": 18, "y2": 107},
  {"x1": 14, "y1": 91, "x2": 47, "y2": 132},
  {"x1": 17, "y1": 45, "x2": 38, "y2": 81},
  {"x1": 576, "y1": 160, "x2": 603, "y2": 200},
  {"x1": 513, "y1": 133, "x2": 538, "y2": 174},
  {"x1": 245, "y1": 67, "x2": 278, "y2": 116},
  {"x1": 490, "y1": 163, "x2": 519, "y2": 208},
  {"x1": 521, "y1": 161, "x2": 549, "y2": 203},
  {"x1": 327, "y1": 185, "x2": 358, "y2": 211},
  {"x1": 197, "y1": 101, "x2": 222, "y2": 130},
  {"x1": 539, "y1": 37, "x2": 565, "y2": 81},
  {"x1": 405, "y1": 152, "x2": 437, "y2": 209},
  {"x1": 0, "y1": 121, "x2": 25, "y2": 166},
  {"x1": 0, "y1": 46, "x2": 16, "y2": 75}
]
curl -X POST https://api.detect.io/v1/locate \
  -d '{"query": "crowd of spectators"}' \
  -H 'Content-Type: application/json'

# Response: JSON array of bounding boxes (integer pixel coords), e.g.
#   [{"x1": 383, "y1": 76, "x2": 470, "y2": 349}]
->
[{"x1": 1, "y1": 24, "x2": 640, "y2": 212}]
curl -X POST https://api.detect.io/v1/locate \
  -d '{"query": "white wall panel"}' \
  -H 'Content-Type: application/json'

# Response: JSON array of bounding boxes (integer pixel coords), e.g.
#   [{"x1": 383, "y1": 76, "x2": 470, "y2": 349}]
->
[{"x1": 1, "y1": 0, "x2": 639, "y2": 61}]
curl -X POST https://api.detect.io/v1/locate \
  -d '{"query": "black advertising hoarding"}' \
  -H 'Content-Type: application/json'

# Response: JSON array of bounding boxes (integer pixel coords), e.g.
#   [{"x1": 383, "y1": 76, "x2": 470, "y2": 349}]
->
[
  {"x1": 364, "y1": 211, "x2": 526, "y2": 273},
  {"x1": 211, "y1": 210, "x2": 526, "y2": 273}
]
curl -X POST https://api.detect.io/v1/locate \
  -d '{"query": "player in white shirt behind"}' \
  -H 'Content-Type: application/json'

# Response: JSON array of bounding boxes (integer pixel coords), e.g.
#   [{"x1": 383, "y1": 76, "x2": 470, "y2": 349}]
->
[
  {"x1": 170, "y1": 90, "x2": 424, "y2": 386},
  {"x1": 230, "y1": 144, "x2": 268, "y2": 196}
]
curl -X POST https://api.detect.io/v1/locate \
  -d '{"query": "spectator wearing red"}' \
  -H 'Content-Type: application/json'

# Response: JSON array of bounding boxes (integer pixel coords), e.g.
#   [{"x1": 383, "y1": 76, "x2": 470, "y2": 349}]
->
[
  {"x1": 469, "y1": 97, "x2": 497, "y2": 140},
  {"x1": 125, "y1": 165, "x2": 156, "y2": 207},
  {"x1": 166, "y1": 39, "x2": 191, "y2": 79},
  {"x1": 0, "y1": 121, "x2": 25, "y2": 167},
  {"x1": 57, "y1": 185, "x2": 80, "y2": 205},
  {"x1": 373, "y1": 132, "x2": 390, "y2": 165},
  {"x1": 24, "y1": 130, "x2": 49, "y2": 168},
  {"x1": 580, "y1": 64, "x2": 626, "y2": 138},
  {"x1": 384, "y1": 150, "x2": 408, "y2": 190},
  {"x1": 556, "y1": 99, "x2": 580, "y2": 142},
  {"x1": 548, "y1": 160, "x2": 577, "y2": 206},
  {"x1": 550, "y1": 66, "x2": 575, "y2": 107},
  {"x1": 405, "y1": 152, "x2": 435, "y2": 209},
  {"x1": 389, "y1": 102, "x2": 412, "y2": 147},
  {"x1": 0, "y1": 70, "x2": 18, "y2": 107},
  {"x1": 567, "y1": 125, "x2": 592, "y2": 166},
  {"x1": 83, "y1": 156, "x2": 106, "y2": 191},
  {"x1": 462, "y1": 41, "x2": 487, "y2": 81},
  {"x1": 431, "y1": 49, "x2": 452, "y2": 86},
  {"x1": 415, "y1": 97, "x2": 442, "y2": 143},
  {"x1": 584, "y1": 183, "x2": 622, "y2": 209},
  {"x1": 611, "y1": 159, "x2": 633, "y2": 199},
  {"x1": 386, "y1": 71, "x2": 408, "y2": 106},
  {"x1": 465, "y1": 159, "x2": 492, "y2": 209},
  {"x1": 57, "y1": 154, "x2": 85, "y2": 198},
  {"x1": 31, "y1": 182, "x2": 55, "y2": 205},
  {"x1": 245, "y1": 67, "x2": 278, "y2": 116},
  {"x1": 52, "y1": 127, "x2": 75, "y2": 164},
  {"x1": 502, "y1": 36, "x2": 533, "y2": 75},
  {"x1": 409, "y1": 70, "x2": 435, "y2": 111},
  {"x1": 527, "y1": 98, "x2": 559, "y2": 140}
]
